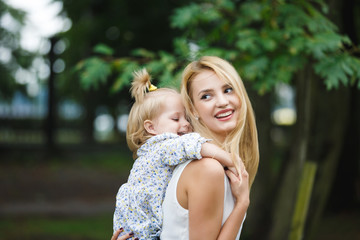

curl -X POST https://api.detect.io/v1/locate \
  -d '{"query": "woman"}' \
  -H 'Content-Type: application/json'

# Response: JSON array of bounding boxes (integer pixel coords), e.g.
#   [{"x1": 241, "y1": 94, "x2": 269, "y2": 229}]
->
[
  {"x1": 160, "y1": 56, "x2": 259, "y2": 240},
  {"x1": 112, "y1": 56, "x2": 259, "y2": 239}
]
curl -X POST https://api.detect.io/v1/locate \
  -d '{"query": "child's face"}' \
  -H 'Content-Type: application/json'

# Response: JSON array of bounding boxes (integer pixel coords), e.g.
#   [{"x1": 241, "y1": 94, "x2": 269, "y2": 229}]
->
[{"x1": 151, "y1": 94, "x2": 191, "y2": 136}]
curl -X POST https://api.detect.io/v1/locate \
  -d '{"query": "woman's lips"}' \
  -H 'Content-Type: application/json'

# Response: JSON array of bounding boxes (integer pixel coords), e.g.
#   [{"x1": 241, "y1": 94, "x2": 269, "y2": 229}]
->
[{"x1": 215, "y1": 110, "x2": 234, "y2": 120}]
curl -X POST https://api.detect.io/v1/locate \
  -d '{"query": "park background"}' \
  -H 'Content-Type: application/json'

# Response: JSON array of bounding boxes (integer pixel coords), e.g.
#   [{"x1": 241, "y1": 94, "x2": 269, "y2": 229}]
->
[{"x1": 0, "y1": 0, "x2": 359, "y2": 239}]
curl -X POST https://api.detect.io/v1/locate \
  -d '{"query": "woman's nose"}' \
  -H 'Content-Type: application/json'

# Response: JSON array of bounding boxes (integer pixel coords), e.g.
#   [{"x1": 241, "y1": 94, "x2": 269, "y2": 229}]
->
[{"x1": 216, "y1": 94, "x2": 229, "y2": 107}]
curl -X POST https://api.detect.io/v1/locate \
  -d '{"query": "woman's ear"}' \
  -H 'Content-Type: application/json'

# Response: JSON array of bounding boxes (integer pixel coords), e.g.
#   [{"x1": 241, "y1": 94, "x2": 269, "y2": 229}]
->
[
  {"x1": 144, "y1": 120, "x2": 157, "y2": 135},
  {"x1": 192, "y1": 110, "x2": 200, "y2": 120}
]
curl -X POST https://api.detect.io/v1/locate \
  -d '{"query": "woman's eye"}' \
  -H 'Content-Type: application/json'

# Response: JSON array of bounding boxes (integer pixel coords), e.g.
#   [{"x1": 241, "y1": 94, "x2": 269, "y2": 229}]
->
[
  {"x1": 172, "y1": 118, "x2": 179, "y2": 122},
  {"x1": 225, "y1": 87, "x2": 233, "y2": 93},
  {"x1": 200, "y1": 94, "x2": 211, "y2": 100}
]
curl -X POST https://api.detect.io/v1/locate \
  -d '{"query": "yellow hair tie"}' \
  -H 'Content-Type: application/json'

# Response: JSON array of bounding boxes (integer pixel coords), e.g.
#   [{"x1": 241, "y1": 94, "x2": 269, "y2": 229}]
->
[{"x1": 149, "y1": 84, "x2": 157, "y2": 92}]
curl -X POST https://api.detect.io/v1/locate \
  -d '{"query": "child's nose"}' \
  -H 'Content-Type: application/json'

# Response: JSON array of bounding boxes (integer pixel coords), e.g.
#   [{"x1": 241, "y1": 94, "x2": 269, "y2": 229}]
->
[{"x1": 183, "y1": 121, "x2": 191, "y2": 131}]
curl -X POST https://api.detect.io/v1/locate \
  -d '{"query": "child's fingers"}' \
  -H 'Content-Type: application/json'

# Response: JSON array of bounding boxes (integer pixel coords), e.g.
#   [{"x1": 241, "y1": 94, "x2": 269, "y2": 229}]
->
[
  {"x1": 225, "y1": 169, "x2": 240, "y2": 182},
  {"x1": 228, "y1": 166, "x2": 239, "y2": 177},
  {"x1": 239, "y1": 159, "x2": 246, "y2": 171},
  {"x1": 241, "y1": 166, "x2": 249, "y2": 177}
]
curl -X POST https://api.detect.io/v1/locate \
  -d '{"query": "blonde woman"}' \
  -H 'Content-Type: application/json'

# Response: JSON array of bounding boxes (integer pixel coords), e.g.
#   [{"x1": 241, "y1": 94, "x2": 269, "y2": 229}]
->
[{"x1": 160, "y1": 56, "x2": 259, "y2": 240}]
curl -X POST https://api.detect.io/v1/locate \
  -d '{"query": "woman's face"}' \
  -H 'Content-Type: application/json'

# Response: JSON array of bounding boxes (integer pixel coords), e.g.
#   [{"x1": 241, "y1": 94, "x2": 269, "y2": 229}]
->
[{"x1": 190, "y1": 70, "x2": 241, "y2": 141}]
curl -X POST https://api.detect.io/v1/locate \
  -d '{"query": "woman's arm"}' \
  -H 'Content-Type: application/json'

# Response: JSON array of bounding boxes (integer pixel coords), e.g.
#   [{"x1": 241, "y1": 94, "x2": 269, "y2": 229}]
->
[
  {"x1": 217, "y1": 169, "x2": 250, "y2": 240},
  {"x1": 184, "y1": 158, "x2": 224, "y2": 239},
  {"x1": 178, "y1": 158, "x2": 248, "y2": 240}
]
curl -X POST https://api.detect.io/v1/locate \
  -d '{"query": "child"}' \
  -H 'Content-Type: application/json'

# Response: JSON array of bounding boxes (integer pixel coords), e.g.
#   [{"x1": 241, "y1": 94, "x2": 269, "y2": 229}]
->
[{"x1": 113, "y1": 69, "x2": 239, "y2": 240}]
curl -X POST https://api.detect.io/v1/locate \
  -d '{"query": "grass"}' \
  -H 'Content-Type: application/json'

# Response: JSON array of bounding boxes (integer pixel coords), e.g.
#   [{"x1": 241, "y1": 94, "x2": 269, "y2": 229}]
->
[
  {"x1": 2, "y1": 146, "x2": 134, "y2": 174},
  {"x1": 1, "y1": 147, "x2": 134, "y2": 240},
  {"x1": 0, "y1": 214, "x2": 114, "y2": 240}
]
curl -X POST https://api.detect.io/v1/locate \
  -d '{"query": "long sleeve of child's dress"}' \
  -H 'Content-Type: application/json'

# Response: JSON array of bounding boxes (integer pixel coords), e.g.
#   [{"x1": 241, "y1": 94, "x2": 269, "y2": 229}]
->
[{"x1": 158, "y1": 132, "x2": 209, "y2": 166}]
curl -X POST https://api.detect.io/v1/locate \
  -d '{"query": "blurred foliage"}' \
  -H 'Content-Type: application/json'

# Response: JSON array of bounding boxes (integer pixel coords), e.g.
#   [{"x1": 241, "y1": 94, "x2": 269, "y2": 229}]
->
[
  {"x1": 74, "y1": 0, "x2": 360, "y2": 94},
  {"x1": 0, "y1": 1, "x2": 34, "y2": 99},
  {"x1": 54, "y1": 0, "x2": 186, "y2": 104}
]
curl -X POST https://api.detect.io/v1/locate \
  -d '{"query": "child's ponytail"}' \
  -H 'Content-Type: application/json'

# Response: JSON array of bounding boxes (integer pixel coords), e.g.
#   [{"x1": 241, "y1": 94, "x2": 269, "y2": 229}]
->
[{"x1": 130, "y1": 69, "x2": 152, "y2": 103}]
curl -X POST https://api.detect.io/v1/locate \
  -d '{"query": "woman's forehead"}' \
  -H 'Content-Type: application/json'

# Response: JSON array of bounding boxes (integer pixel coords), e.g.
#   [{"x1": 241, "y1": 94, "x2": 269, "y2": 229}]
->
[
  {"x1": 191, "y1": 70, "x2": 229, "y2": 87},
  {"x1": 193, "y1": 69, "x2": 217, "y2": 81}
]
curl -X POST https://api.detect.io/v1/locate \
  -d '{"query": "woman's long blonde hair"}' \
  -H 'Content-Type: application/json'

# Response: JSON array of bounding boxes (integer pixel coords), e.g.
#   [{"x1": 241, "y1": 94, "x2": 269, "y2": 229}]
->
[
  {"x1": 181, "y1": 56, "x2": 259, "y2": 187},
  {"x1": 126, "y1": 68, "x2": 178, "y2": 158}
]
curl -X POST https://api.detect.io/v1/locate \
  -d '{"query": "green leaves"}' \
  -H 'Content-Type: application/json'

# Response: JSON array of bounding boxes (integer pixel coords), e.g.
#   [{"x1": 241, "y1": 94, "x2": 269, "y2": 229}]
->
[
  {"x1": 75, "y1": 44, "x2": 183, "y2": 92},
  {"x1": 76, "y1": 57, "x2": 111, "y2": 90},
  {"x1": 169, "y1": 0, "x2": 360, "y2": 91},
  {"x1": 93, "y1": 44, "x2": 114, "y2": 56},
  {"x1": 75, "y1": 0, "x2": 360, "y2": 94},
  {"x1": 111, "y1": 61, "x2": 139, "y2": 93},
  {"x1": 314, "y1": 54, "x2": 360, "y2": 89},
  {"x1": 307, "y1": 33, "x2": 349, "y2": 59},
  {"x1": 171, "y1": 3, "x2": 201, "y2": 29}
]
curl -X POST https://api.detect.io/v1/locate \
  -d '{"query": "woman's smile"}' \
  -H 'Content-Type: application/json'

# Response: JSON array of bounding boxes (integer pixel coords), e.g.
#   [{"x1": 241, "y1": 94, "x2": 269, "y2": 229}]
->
[{"x1": 215, "y1": 109, "x2": 234, "y2": 120}]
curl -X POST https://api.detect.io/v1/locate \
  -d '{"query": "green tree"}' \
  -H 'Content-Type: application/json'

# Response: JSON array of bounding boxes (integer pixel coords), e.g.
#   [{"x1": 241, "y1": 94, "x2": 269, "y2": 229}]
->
[
  {"x1": 0, "y1": 1, "x2": 34, "y2": 99},
  {"x1": 55, "y1": 0, "x2": 186, "y2": 143},
  {"x1": 75, "y1": 0, "x2": 360, "y2": 239}
]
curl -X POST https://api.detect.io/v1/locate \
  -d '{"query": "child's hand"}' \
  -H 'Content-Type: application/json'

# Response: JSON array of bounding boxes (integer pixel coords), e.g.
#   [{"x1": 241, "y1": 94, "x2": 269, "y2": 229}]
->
[
  {"x1": 233, "y1": 154, "x2": 243, "y2": 176},
  {"x1": 227, "y1": 166, "x2": 239, "y2": 177}
]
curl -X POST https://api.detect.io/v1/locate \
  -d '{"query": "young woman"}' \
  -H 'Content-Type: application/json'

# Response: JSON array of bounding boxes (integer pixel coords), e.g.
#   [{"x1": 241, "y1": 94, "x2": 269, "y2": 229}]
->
[
  {"x1": 112, "y1": 56, "x2": 259, "y2": 240},
  {"x1": 160, "y1": 56, "x2": 259, "y2": 240}
]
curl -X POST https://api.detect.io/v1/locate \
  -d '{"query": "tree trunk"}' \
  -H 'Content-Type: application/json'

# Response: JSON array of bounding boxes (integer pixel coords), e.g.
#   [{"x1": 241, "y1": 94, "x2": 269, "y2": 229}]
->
[
  {"x1": 305, "y1": 0, "x2": 359, "y2": 237},
  {"x1": 83, "y1": 90, "x2": 96, "y2": 145},
  {"x1": 305, "y1": 83, "x2": 351, "y2": 240},
  {"x1": 45, "y1": 37, "x2": 57, "y2": 153},
  {"x1": 245, "y1": 90, "x2": 274, "y2": 239},
  {"x1": 268, "y1": 65, "x2": 314, "y2": 240}
]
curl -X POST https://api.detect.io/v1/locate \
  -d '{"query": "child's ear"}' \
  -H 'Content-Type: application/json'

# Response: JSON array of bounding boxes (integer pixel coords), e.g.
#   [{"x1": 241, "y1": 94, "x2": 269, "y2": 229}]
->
[{"x1": 144, "y1": 120, "x2": 157, "y2": 135}]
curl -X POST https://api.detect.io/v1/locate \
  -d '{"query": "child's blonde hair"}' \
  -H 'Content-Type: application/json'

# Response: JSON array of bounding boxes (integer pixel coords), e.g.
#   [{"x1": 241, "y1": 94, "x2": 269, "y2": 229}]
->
[
  {"x1": 181, "y1": 56, "x2": 259, "y2": 187},
  {"x1": 126, "y1": 69, "x2": 179, "y2": 158}
]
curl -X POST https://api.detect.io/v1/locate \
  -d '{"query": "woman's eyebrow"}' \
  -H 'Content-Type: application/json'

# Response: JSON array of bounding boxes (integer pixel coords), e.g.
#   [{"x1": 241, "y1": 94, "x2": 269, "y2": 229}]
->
[{"x1": 197, "y1": 89, "x2": 212, "y2": 96}]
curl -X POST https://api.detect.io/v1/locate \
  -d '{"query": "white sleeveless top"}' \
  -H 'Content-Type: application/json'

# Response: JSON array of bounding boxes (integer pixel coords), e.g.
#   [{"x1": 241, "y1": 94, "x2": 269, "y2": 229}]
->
[{"x1": 160, "y1": 160, "x2": 245, "y2": 239}]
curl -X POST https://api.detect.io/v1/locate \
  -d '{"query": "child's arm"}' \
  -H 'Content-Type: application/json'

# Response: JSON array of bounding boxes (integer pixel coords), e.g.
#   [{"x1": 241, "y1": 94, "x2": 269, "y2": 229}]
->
[
  {"x1": 160, "y1": 133, "x2": 240, "y2": 175},
  {"x1": 201, "y1": 142, "x2": 240, "y2": 174},
  {"x1": 159, "y1": 132, "x2": 209, "y2": 166}
]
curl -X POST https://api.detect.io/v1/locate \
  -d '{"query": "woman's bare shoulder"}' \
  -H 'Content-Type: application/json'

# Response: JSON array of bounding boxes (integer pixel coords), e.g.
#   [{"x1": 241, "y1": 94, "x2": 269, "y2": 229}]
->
[
  {"x1": 178, "y1": 158, "x2": 225, "y2": 209},
  {"x1": 187, "y1": 158, "x2": 225, "y2": 178}
]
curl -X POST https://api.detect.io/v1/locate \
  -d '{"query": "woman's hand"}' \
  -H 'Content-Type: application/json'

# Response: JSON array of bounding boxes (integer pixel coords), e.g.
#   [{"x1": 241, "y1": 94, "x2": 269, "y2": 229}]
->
[
  {"x1": 227, "y1": 166, "x2": 239, "y2": 177},
  {"x1": 111, "y1": 228, "x2": 137, "y2": 240},
  {"x1": 225, "y1": 154, "x2": 242, "y2": 177},
  {"x1": 225, "y1": 161, "x2": 250, "y2": 206}
]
